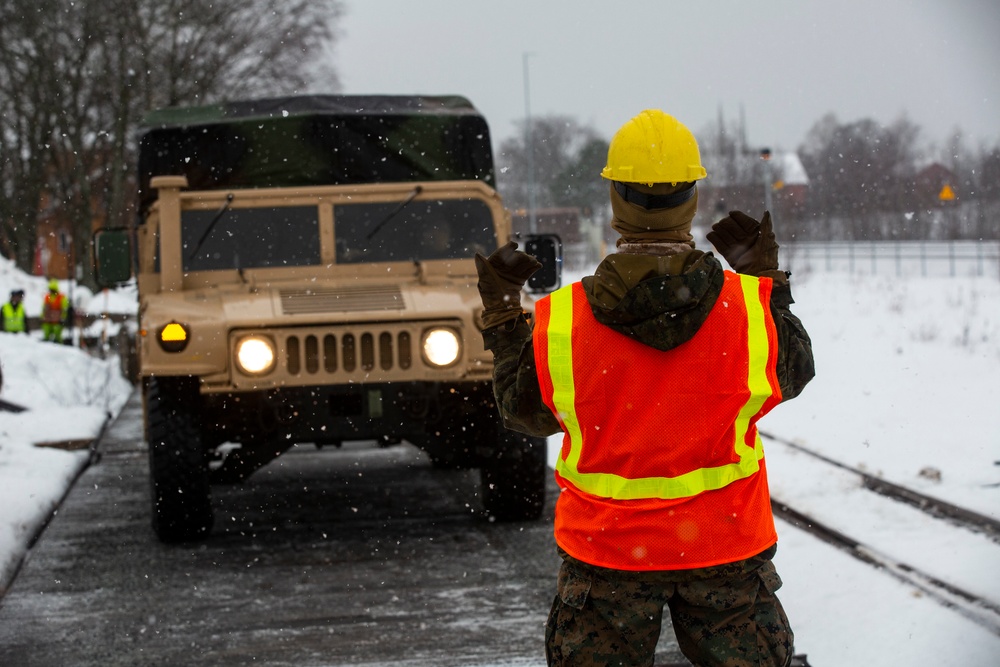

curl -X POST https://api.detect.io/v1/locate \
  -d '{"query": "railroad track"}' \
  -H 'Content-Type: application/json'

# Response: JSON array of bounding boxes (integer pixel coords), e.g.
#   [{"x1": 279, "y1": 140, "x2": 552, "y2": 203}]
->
[
  {"x1": 762, "y1": 430, "x2": 1000, "y2": 543},
  {"x1": 762, "y1": 430, "x2": 1000, "y2": 637}
]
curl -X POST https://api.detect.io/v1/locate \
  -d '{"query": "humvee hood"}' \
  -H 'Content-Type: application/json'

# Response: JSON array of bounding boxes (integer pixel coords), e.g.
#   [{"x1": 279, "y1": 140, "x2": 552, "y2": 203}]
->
[{"x1": 211, "y1": 280, "x2": 479, "y2": 323}]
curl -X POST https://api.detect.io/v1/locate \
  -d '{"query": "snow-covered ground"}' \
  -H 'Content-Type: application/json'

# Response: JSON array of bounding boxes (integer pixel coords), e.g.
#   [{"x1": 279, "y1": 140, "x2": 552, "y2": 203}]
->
[
  {"x1": 0, "y1": 259, "x2": 135, "y2": 593},
  {"x1": 761, "y1": 270, "x2": 1000, "y2": 665},
  {"x1": 1, "y1": 254, "x2": 999, "y2": 665}
]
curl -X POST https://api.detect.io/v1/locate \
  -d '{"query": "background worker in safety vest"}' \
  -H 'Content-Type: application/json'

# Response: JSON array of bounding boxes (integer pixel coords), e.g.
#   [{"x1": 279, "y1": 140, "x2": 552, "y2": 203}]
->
[
  {"x1": 1, "y1": 289, "x2": 29, "y2": 334},
  {"x1": 41, "y1": 279, "x2": 69, "y2": 343},
  {"x1": 475, "y1": 109, "x2": 815, "y2": 667}
]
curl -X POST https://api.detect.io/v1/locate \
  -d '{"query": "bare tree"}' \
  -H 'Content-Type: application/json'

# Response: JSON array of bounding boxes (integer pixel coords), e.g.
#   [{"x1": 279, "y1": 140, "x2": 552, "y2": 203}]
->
[
  {"x1": 550, "y1": 136, "x2": 610, "y2": 218},
  {"x1": 0, "y1": 2, "x2": 60, "y2": 270},
  {"x1": 975, "y1": 142, "x2": 1000, "y2": 234},
  {"x1": 497, "y1": 115, "x2": 608, "y2": 215},
  {"x1": 0, "y1": 0, "x2": 343, "y2": 282},
  {"x1": 798, "y1": 114, "x2": 921, "y2": 240},
  {"x1": 695, "y1": 112, "x2": 777, "y2": 233},
  {"x1": 696, "y1": 109, "x2": 758, "y2": 193}
]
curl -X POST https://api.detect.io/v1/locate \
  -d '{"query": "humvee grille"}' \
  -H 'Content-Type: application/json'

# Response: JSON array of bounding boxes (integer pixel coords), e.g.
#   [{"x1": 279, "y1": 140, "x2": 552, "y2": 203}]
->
[
  {"x1": 284, "y1": 329, "x2": 414, "y2": 377},
  {"x1": 227, "y1": 320, "x2": 466, "y2": 391},
  {"x1": 280, "y1": 285, "x2": 405, "y2": 314}
]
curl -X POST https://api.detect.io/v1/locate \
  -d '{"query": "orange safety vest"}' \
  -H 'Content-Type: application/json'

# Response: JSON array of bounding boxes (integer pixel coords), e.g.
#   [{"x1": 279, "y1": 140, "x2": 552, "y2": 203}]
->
[
  {"x1": 533, "y1": 272, "x2": 782, "y2": 571},
  {"x1": 42, "y1": 293, "x2": 65, "y2": 324}
]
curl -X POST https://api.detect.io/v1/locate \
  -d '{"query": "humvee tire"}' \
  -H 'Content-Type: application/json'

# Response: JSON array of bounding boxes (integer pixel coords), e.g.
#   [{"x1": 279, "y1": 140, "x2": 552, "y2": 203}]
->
[
  {"x1": 423, "y1": 415, "x2": 481, "y2": 470},
  {"x1": 480, "y1": 427, "x2": 547, "y2": 521},
  {"x1": 147, "y1": 376, "x2": 213, "y2": 542}
]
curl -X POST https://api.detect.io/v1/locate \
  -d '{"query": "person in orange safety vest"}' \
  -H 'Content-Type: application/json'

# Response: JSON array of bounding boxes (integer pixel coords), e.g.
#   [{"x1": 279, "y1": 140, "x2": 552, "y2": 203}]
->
[
  {"x1": 41, "y1": 279, "x2": 69, "y2": 343},
  {"x1": 475, "y1": 110, "x2": 815, "y2": 667}
]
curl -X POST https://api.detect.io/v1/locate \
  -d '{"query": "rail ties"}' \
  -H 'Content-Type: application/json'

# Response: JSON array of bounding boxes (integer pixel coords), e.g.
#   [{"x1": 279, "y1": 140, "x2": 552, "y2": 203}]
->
[
  {"x1": 760, "y1": 430, "x2": 1000, "y2": 543},
  {"x1": 771, "y1": 499, "x2": 1000, "y2": 637},
  {"x1": 763, "y1": 430, "x2": 1000, "y2": 637}
]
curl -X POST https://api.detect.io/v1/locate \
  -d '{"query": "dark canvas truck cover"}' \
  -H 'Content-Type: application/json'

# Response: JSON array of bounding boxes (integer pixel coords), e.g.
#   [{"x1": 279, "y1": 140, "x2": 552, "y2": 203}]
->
[{"x1": 137, "y1": 94, "x2": 496, "y2": 213}]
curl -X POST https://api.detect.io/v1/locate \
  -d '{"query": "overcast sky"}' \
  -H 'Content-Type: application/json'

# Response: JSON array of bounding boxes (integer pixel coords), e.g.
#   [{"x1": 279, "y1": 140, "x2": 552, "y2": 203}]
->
[{"x1": 333, "y1": 0, "x2": 999, "y2": 155}]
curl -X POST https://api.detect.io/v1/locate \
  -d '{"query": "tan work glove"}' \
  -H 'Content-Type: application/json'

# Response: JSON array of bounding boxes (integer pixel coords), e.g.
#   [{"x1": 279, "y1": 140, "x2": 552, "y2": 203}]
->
[
  {"x1": 474, "y1": 241, "x2": 541, "y2": 330},
  {"x1": 707, "y1": 210, "x2": 786, "y2": 283}
]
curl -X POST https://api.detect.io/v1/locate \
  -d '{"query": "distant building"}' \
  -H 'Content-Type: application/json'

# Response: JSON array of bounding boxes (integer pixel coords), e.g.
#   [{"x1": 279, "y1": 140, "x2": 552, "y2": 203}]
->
[
  {"x1": 698, "y1": 151, "x2": 810, "y2": 228},
  {"x1": 33, "y1": 191, "x2": 78, "y2": 279},
  {"x1": 914, "y1": 163, "x2": 958, "y2": 209}
]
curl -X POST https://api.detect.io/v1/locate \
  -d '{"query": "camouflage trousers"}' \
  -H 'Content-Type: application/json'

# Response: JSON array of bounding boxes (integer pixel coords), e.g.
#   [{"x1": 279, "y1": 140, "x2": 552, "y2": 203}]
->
[{"x1": 545, "y1": 546, "x2": 792, "y2": 667}]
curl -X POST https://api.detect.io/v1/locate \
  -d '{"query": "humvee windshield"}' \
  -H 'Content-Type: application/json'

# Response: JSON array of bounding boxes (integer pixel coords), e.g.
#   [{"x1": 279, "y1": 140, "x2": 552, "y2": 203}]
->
[
  {"x1": 182, "y1": 206, "x2": 320, "y2": 271},
  {"x1": 334, "y1": 198, "x2": 493, "y2": 263},
  {"x1": 179, "y1": 198, "x2": 494, "y2": 271}
]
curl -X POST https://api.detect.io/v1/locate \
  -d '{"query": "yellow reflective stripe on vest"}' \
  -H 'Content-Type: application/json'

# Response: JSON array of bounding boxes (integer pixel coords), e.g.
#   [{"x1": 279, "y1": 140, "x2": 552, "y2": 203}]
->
[
  {"x1": 548, "y1": 275, "x2": 771, "y2": 501},
  {"x1": 735, "y1": 272, "x2": 770, "y2": 474},
  {"x1": 547, "y1": 286, "x2": 586, "y2": 478}
]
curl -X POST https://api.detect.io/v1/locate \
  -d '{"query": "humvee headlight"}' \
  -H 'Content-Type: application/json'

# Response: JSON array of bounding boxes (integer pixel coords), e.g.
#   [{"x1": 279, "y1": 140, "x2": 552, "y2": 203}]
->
[
  {"x1": 235, "y1": 335, "x2": 276, "y2": 375},
  {"x1": 422, "y1": 328, "x2": 461, "y2": 368},
  {"x1": 158, "y1": 322, "x2": 190, "y2": 353}
]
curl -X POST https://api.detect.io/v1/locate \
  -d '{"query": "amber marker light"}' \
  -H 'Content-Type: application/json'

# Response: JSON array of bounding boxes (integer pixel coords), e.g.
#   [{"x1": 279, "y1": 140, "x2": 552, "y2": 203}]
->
[{"x1": 158, "y1": 322, "x2": 190, "y2": 352}]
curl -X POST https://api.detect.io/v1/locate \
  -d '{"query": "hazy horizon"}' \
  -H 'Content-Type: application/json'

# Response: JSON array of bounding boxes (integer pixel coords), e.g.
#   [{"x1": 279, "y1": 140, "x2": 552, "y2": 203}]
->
[{"x1": 333, "y1": 0, "x2": 999, "y2": 152}]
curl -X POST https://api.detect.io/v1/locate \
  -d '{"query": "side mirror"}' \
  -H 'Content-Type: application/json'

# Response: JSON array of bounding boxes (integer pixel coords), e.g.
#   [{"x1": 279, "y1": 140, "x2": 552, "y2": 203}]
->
[
  {"x1": 522, "y1": 234, "x2": 562, "y2": 293},
  {"x1": 93, "y1": 228, "x2": 133, "y2": 287}
]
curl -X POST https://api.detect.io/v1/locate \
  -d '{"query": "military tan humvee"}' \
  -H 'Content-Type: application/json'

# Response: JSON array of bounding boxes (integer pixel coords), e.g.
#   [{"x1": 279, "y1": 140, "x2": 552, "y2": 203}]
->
[{"x1": 95, "y1": 96, "x2": 560, "y2": 542}]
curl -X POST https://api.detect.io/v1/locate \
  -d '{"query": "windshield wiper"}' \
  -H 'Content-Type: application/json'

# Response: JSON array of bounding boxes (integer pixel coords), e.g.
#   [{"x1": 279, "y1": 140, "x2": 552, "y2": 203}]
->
[
  {"x1": 188, "y1": 193, "x2": 235, "y2": 261},
  {"x1": 366, "y1": 186, "x2": 422, "y2": 241}
]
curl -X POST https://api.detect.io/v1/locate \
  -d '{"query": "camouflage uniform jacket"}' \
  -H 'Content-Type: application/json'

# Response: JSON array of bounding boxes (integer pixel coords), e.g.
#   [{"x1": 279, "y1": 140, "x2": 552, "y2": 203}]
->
[{"x1": 483, "y1": 248, "x2": 815, "y2": 438}]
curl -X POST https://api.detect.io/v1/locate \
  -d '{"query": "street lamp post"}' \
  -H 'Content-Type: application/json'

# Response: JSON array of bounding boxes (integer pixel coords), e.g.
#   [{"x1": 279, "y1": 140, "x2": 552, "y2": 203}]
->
[{"x1": 523, "y1": 52, "x2": 537, "y2": 234}]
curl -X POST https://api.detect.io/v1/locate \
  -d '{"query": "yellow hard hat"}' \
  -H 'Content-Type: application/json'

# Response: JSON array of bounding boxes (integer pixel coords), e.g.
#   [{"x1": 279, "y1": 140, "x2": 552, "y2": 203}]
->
[
  {"x1": 601, "y1": 109, "x2": 707, "y2": 184},
  {"x1": 48, "y1": 279, "x2": 59, "y2": 291}
]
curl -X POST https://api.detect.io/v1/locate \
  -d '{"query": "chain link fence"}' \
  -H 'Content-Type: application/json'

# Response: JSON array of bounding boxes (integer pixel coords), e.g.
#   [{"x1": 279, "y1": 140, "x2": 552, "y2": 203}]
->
[{"x1": 782, "y1": 241, "x2": 1000, "y2": 279}]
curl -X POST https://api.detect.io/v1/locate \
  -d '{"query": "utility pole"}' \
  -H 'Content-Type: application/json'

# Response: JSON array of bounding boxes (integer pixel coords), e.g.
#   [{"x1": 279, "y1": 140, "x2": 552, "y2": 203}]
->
[
  {"x1": 523, "y1": 52, "x2": 537, "y2": 234},
  {"x1": 760, "y1": 147, "x2": 773, "y2": 214}
]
